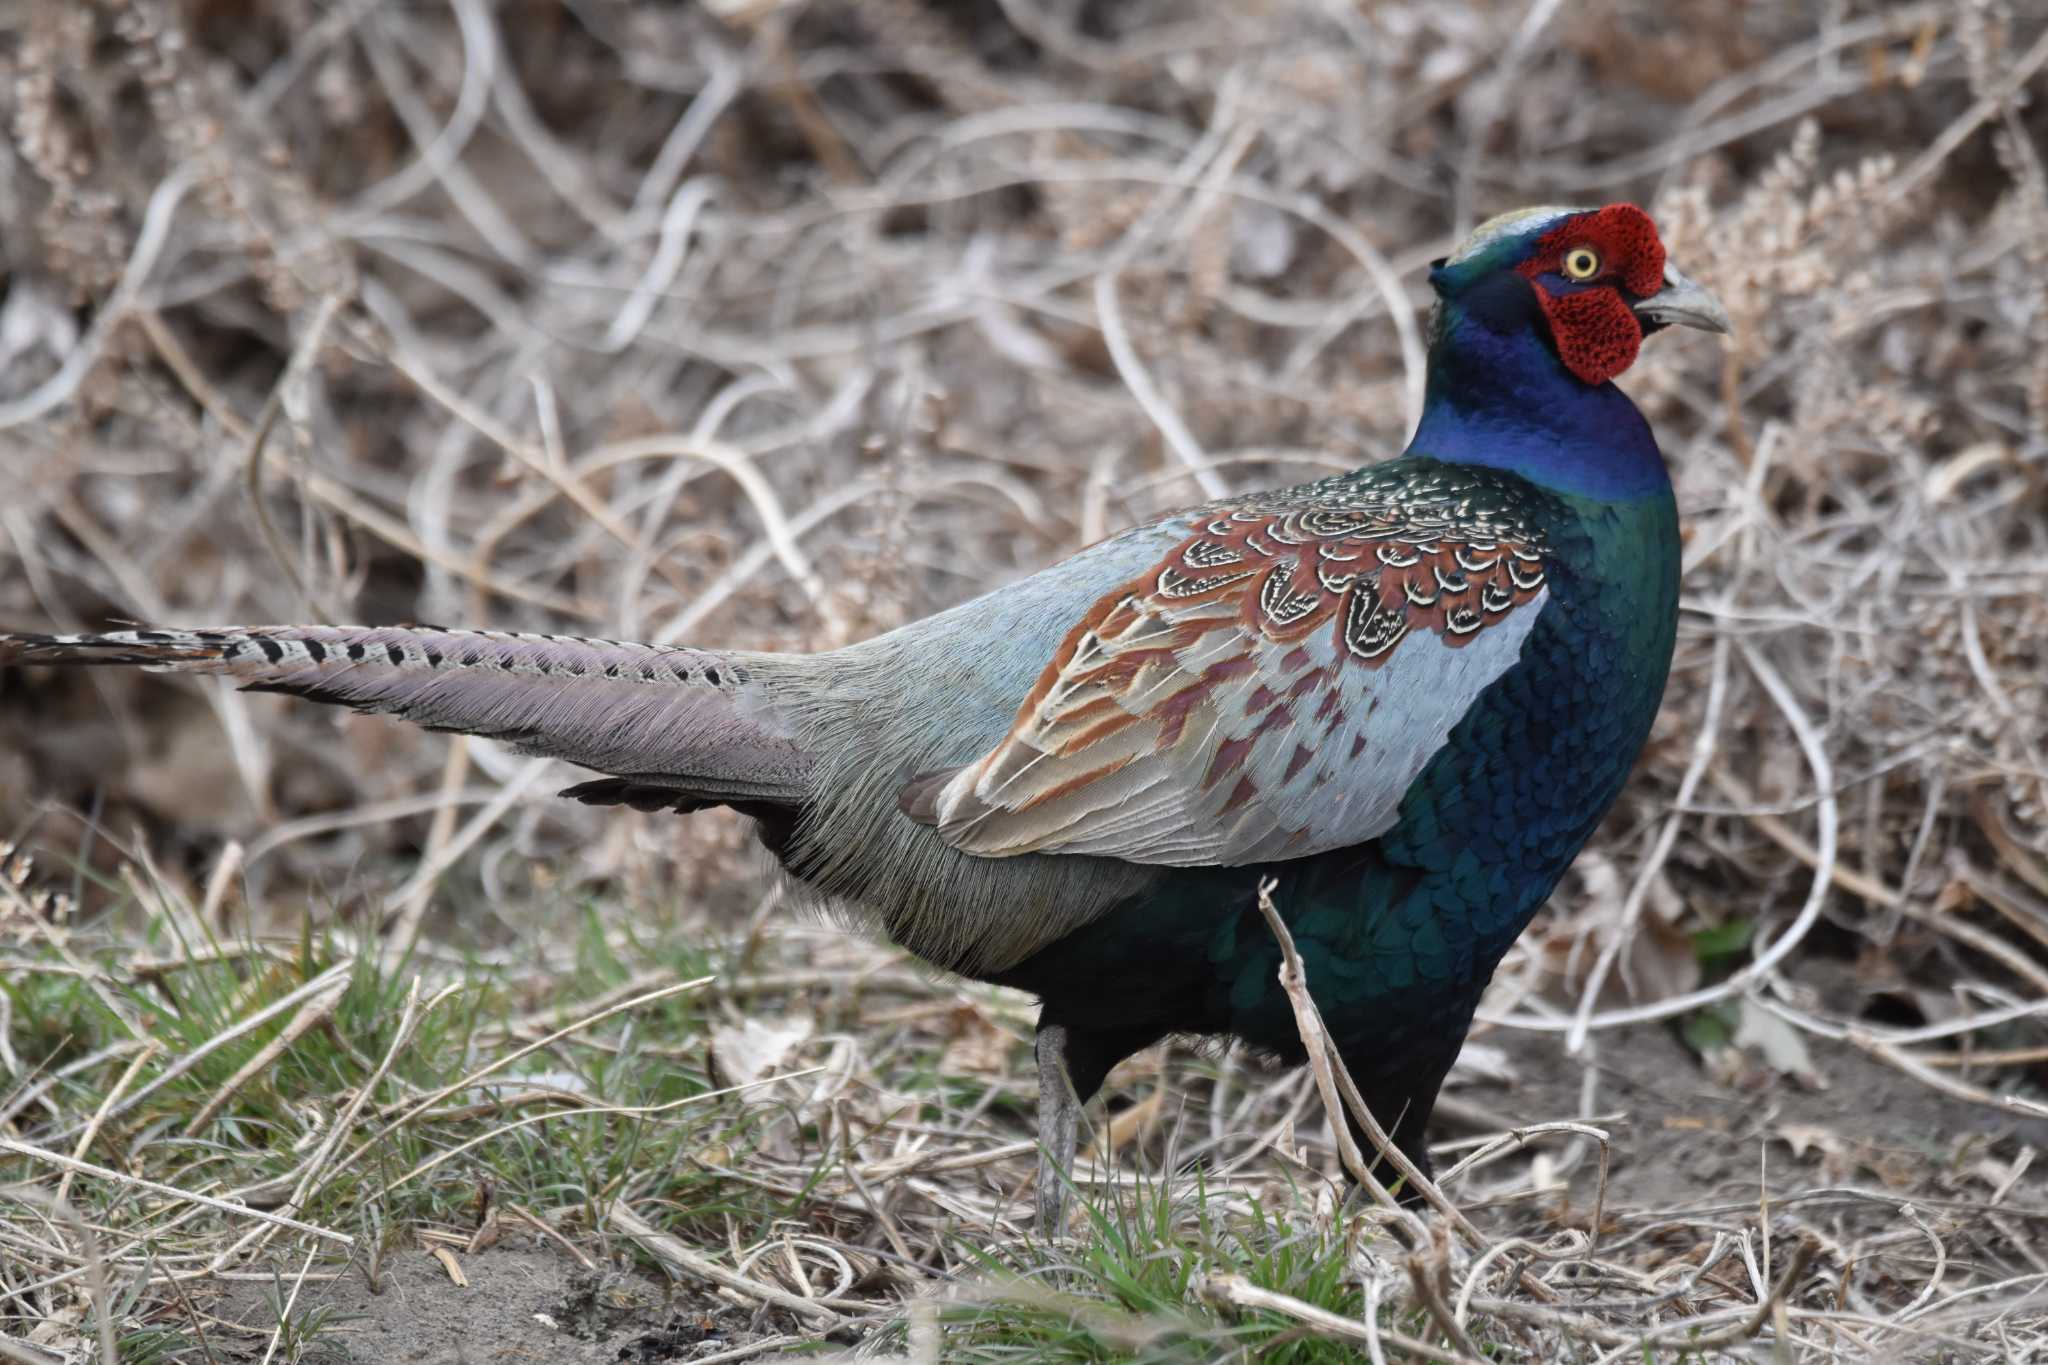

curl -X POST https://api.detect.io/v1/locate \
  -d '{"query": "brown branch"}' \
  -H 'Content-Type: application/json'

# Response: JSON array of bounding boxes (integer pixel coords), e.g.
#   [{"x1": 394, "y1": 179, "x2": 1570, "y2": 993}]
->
[
  {"x1": 1196, "y1": 1272, "x2": 1485, "y2": 1365},
  {"x1": 1253, "y1": 877, "x2": 1485, "y2": 1249},
  {"x1": 1407, "y1": 1229, "x2": 1489, "y2": 1362}
]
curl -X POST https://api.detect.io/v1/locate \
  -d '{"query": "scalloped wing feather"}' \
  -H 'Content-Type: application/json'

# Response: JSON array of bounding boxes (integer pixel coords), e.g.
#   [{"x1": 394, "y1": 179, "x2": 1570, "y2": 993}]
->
[{"x1": 901, "y1": 493, "x2": 1550, "y2": 866}]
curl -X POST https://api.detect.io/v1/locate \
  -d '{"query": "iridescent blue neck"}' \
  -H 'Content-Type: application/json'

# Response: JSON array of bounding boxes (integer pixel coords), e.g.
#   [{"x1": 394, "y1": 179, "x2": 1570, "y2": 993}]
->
[{"x1": 1406, "y1": 299, "x2": 1670, "y2": 501}]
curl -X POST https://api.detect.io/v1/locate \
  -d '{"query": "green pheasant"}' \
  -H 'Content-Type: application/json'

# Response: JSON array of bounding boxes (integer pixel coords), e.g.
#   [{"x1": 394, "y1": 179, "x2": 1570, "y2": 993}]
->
[{"x1": 0, "y1": 203, "x2": 1728, "y2": 1230}]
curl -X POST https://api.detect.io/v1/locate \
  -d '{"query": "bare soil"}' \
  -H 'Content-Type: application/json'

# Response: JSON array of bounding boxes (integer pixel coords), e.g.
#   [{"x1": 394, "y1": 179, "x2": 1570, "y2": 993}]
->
[
  {"x1": 192, "y1": 1002, "x2": 2048, "y2": 1361},
  {"x1": 206, "y1": 1239, "x2": 791, "y2": 1365},
  {"x1": 1481, "y1": 1020, "x2": 2048, "y2": 1212}
]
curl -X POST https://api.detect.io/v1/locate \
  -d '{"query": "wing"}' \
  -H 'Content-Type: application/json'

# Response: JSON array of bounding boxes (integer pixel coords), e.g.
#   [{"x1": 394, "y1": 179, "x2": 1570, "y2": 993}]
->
[{"x1": 898, "y1": 494, "x2": 1549, "y2": 866}]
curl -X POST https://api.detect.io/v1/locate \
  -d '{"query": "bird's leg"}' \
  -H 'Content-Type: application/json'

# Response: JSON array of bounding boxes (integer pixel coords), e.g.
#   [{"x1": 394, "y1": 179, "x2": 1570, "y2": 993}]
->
[
  {"x1": 1034, "y1": 1024, "x2": 1081, "y2": 1236},
  {"x1": 1337, "y1": 1035, "x2": 1464, "y2": 1207},
  {"x1": 1031, "y1": 1022, "x2": 1159, "y2": 1235}
]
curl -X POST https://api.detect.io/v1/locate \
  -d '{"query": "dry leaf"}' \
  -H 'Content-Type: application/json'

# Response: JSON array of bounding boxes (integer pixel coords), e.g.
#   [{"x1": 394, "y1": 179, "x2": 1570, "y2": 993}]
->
[
  {"x1": 710, "y1": 1014, "x2": 813, "y2": 1089},
  {"x1": 938, "y1": 1003, "x2": 1019, "y2": 1077},
  {"x1": 1623, "y1": 913, "x2": 1703, "y2": 1003},
  {"x1": 1091, "y1": 1089, "x2": 1165, "y2": 1163},
  {"x1": 1776, "y1": 1123, "x2": 1847, "y2": 1162},
  {"x1": 1451, "y1": 1039, "x2": 1517, "y2": 1085},
  {"x1": 1733, "y1": 999, "x2": 1826, "y2": 1090},
  {"x1": 1275, "y1": 1112, "x2": 1305, "y2": 1167}
]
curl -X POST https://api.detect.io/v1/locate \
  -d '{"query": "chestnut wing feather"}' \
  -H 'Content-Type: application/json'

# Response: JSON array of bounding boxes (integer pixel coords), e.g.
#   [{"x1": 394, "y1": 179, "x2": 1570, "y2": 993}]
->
[{"x1": 900, "y1": 501, "x2": 1550, "y2": 866}]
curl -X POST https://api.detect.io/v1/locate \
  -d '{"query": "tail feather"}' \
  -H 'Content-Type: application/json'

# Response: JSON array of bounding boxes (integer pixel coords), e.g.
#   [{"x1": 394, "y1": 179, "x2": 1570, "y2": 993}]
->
[{"x1": 0, "y1": 625, "x2": 813, "y2": 799}]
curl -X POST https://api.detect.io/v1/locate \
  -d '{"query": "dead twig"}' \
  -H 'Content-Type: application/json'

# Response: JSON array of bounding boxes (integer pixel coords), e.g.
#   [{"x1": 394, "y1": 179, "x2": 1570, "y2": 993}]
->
[
  {"x1": 1253, "y1": 877, "x2": 1478, "y2": 1248},
  {"x1": 1196, "y1": 1272, "x2": 1484, "y2": 1365},
  {"x1": 608, "y1": 1201, "x2": 855, "y2": 1327}
]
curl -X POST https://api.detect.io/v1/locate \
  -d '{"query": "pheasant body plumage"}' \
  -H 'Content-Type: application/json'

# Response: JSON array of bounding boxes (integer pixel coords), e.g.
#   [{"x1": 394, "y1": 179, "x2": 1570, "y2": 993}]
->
[
  {"x1": 0, "y1": 202, "x2": 1728, "y2": 1227},
  {"x1": 981, "y1": 462, "x2": 1680, "y2": 1170}
]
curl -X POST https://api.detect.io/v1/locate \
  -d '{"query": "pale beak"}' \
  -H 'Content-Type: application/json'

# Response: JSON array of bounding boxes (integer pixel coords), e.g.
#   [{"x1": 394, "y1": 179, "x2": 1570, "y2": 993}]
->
[{"x1": 1634, "y1": 261, "x2": 1732, "y2": 335}]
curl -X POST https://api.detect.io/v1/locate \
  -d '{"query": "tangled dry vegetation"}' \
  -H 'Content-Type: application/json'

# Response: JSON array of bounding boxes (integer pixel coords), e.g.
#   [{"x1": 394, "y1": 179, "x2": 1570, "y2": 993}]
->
[{"x1": 2, "y1": 0, "x2": 2047, "y2": 1360}]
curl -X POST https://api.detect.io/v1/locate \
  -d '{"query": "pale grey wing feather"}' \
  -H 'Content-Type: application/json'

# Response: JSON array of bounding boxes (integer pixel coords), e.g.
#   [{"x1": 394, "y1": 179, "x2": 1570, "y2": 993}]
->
[
  {"x1": 924, "y1": 608, "x2": 1548, "y2": 865},
  {"x1": 903, "y1": 503, "x2": 1552, "y2": 867},
  {"x1": 0, "y1": 625, "x2": 812, "y2": 797}
]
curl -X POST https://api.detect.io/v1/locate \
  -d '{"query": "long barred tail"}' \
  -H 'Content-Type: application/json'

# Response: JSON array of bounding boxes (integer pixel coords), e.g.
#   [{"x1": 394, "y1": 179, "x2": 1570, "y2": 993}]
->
[{"x1": 0, "y1": 625, "x2": 814, "y2": 805}]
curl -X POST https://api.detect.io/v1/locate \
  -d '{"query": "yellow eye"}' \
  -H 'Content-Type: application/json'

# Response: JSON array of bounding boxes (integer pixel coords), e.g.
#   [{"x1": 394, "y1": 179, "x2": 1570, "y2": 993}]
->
[{"x1": 1562, "y1": 247, "x2": 1601, "y2": 281}]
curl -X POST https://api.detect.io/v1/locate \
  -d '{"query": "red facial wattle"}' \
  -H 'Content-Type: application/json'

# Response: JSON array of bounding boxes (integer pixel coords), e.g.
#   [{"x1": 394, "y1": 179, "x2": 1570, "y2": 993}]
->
[
  {"x1": 1529, "y1": 287, "x2": 1645, "y2": 387},
  {"x1": 1516, "y1": 204, "x2": 1669, "y2": 387}
]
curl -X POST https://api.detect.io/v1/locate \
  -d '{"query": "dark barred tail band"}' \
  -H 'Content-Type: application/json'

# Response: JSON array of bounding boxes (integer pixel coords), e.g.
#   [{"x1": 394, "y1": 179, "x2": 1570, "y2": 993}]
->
[
  {"x1": 0, "y1": 624, "x2": 814, "y2": 804},
  {"x1": 0, "y1": 625, "x2": 742, "y2": 687}
]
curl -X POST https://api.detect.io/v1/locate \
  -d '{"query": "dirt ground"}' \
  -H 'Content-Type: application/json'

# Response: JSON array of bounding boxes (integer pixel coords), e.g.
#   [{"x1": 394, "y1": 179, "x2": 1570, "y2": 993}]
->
[
  {"x1": 193, "y1": 1001, "x2": 2048, "y2": 1362},
  {"x1": 1482, "y1": 1018, "x2": 2048, "y2": 1212},
  {"x1": 206, "y1": 1239, "x2": 806, "y2": 1364}
]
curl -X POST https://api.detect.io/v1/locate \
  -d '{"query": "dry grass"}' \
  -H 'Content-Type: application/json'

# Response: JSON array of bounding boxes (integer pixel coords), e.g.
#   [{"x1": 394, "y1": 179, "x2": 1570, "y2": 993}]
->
[{"x1": 2, "y1": 0, "x2": 2047, "y2": 1360}]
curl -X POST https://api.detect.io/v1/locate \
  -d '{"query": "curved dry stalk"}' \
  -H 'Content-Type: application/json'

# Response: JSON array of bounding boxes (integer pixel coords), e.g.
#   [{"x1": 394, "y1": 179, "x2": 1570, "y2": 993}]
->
[{"x1": 1252, "y1": 878, "x2": 1472, "y2": 1249}]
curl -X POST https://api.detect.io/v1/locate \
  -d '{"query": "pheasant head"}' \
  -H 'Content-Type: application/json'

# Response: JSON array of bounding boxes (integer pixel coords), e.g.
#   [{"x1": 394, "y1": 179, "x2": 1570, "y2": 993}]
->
[
  {"x1": 1416, "y1": 203, "x2": 1730, "y2": 498},
  {"x1": 1429, "y1": 203, "x2": 1729, "y2": 386}
]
